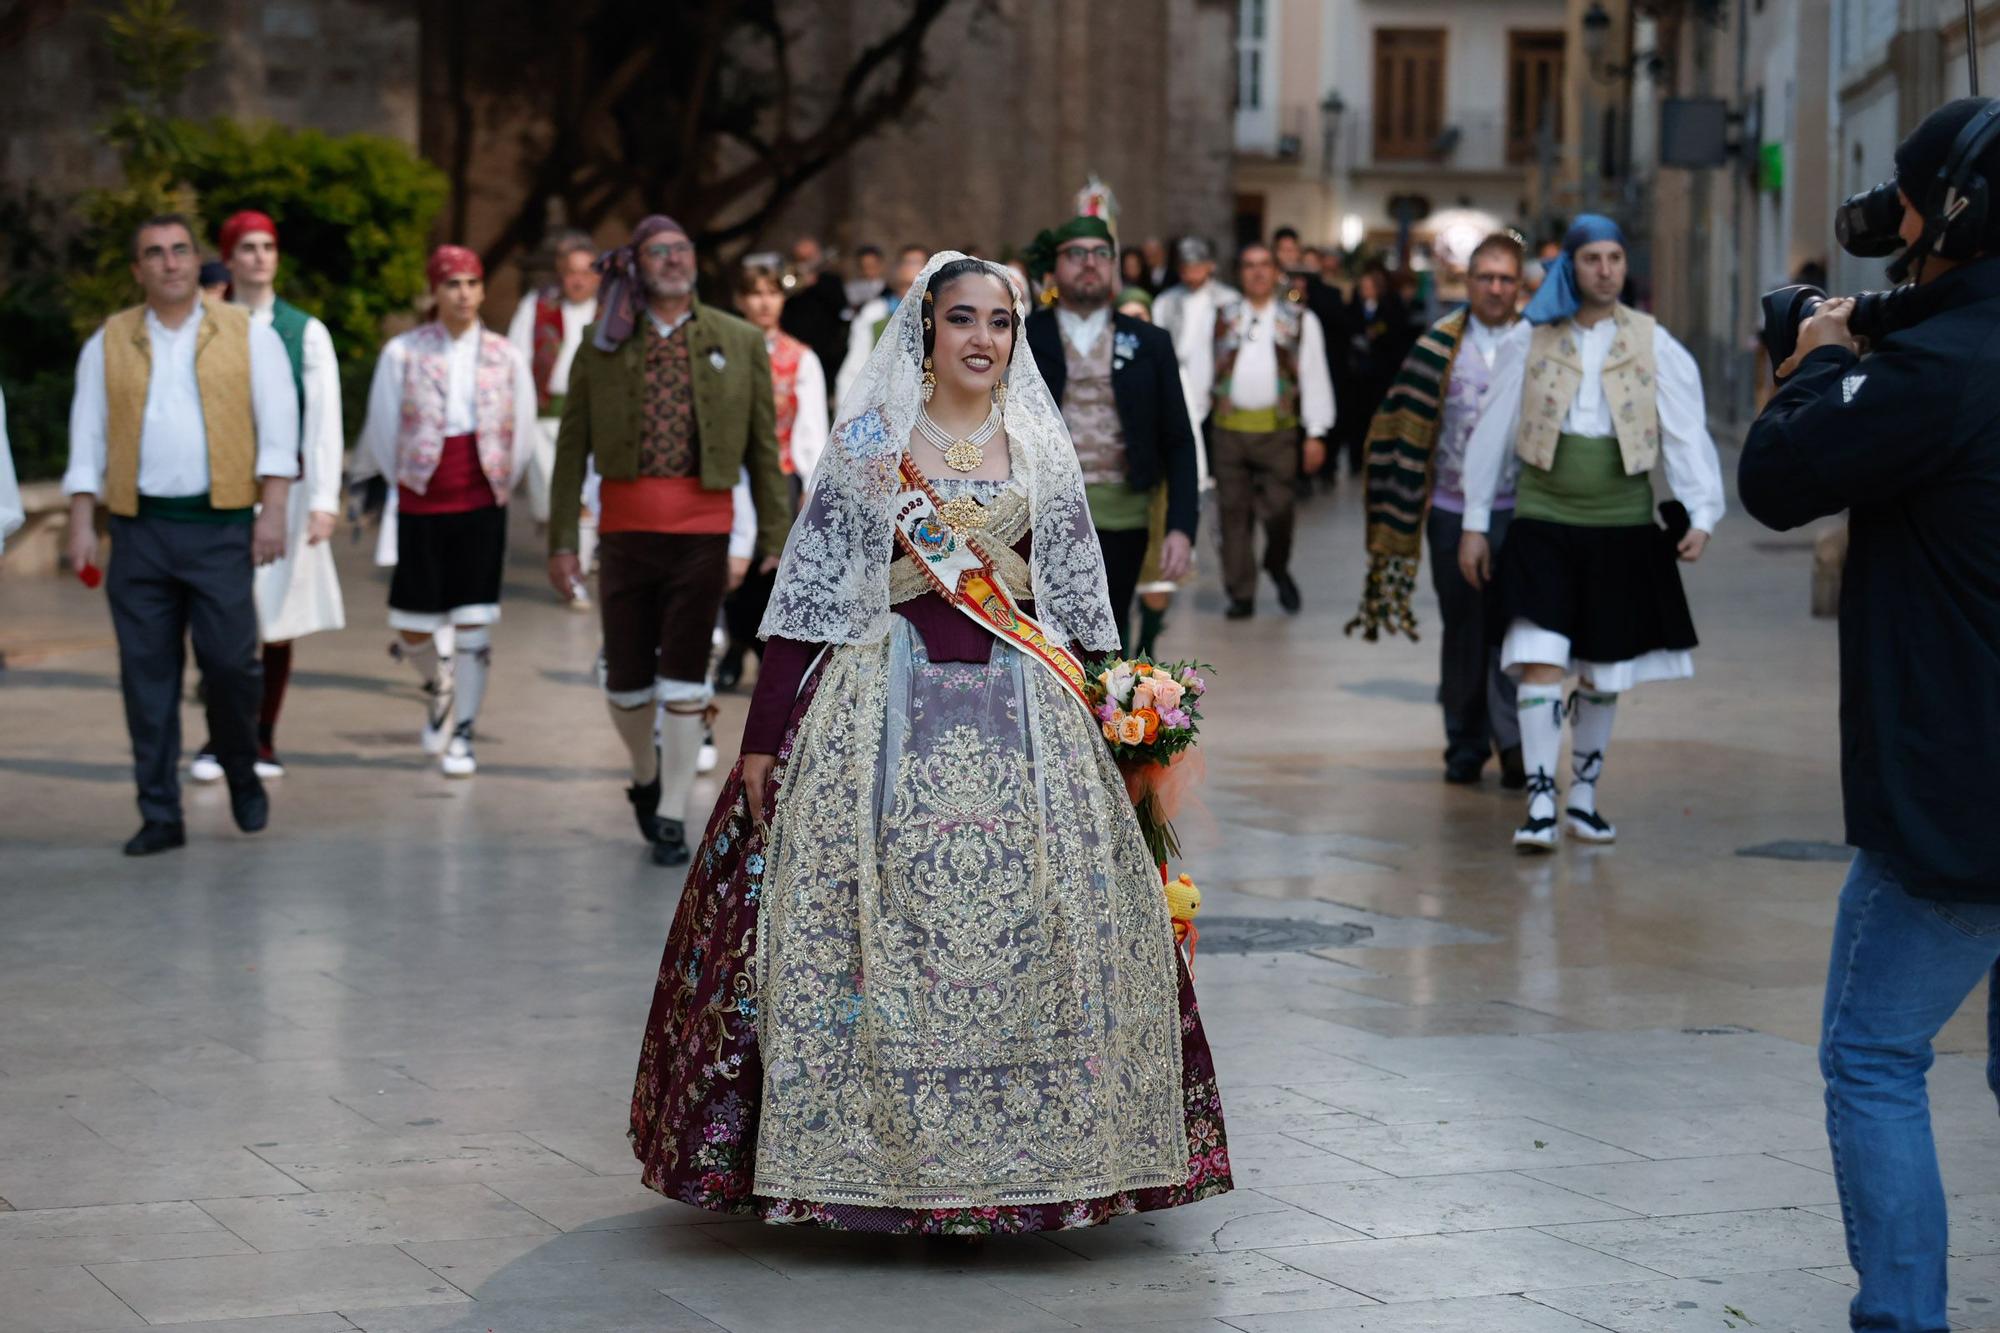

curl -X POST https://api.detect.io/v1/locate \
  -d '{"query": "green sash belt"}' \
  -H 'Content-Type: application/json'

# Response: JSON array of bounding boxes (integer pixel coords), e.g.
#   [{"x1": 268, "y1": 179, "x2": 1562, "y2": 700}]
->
[
  {"x1": 1516, "y1": 434, "x2": 1653, "y2": 527},
  {"x1": 1084, "y1": 480, "x2": 1155, "y2": 532},
  {"x1": 541, "y1": 392, "x2": 566, "y2": 421},
  {"x1": 137, "y1": 492, "x2": 255, "y2": 525}
]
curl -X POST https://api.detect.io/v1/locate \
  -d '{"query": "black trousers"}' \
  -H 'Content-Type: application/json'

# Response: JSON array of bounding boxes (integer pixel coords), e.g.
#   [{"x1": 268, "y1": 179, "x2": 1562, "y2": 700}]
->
[
  {"x1": 106, "y1": 515, "x2": 262, "y2": 822},
  {"x1": 1097, "y1": 527, "x2": 1151, "y2": 654},
  {"x1": 1425, "y1": 506, "x2": 1519, "y2": 768}
]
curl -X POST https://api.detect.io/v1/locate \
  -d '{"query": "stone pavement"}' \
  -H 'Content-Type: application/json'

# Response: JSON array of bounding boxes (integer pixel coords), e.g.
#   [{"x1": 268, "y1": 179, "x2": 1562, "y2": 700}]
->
[{"x1": 1, "y1": 460, "x2": 1995, "y2": 1333}]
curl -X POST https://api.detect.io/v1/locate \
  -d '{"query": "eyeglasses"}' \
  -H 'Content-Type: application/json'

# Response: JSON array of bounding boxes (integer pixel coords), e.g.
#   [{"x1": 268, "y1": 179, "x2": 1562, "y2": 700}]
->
[
  {"x1": 1059, "y1": 245, "x2": 1114, "y2": 265},
  {"x1": 1471, "y1": 273, "x2": 1520, "y2": 286},
  {"x1": 140, "y1": 242, "x2": 194, "y2": 264},
  {"x1": 643, "y1": 241, "x2": 695, "y2": 260}
]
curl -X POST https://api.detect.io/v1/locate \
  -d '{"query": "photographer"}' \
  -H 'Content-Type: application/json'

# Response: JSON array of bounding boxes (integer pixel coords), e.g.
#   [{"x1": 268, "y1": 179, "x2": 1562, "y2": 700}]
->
[{"x1": 1740, "y1": 98, "x2": 2000, "y2": 1333}]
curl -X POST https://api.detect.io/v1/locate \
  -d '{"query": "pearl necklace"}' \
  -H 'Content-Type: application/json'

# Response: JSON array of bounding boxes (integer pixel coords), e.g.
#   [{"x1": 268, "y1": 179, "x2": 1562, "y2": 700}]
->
[{"x1": 916, "y1": 405, "x2": 1002, "y2": 473}]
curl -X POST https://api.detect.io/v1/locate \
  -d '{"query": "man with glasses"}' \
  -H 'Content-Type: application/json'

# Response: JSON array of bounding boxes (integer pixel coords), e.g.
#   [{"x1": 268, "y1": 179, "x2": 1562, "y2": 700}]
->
[
  {"x1": 1348, "y1": 233, "x2": 1528, "y2": 789},
  {"x1": 1210, "y1": 241, "x2": 1335, "y2": 619},
  {"x1": 1024, "y1": 214, "x2": 1200, "y2": 651},
  {"x1": 63, "y1": 213, "x2": 301, "y2": 855},
  {"x1": 548, "y1": 215, "x2": 787, "y2": 868}
]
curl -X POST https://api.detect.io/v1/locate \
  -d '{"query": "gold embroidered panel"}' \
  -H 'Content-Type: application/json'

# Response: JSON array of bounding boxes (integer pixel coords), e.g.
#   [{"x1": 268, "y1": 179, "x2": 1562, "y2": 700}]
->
[{"x1": 751, "y1": 630, "x2": 1189, "y2": 1208}]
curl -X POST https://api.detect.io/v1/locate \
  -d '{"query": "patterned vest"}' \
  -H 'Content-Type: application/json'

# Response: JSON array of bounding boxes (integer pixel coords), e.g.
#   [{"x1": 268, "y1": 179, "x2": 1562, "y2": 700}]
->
[
  {"x1": 768, "y1": 330, "x2": 804, "y2": 474},
  {"x1": 1516, "y1": 305, "x2": 1661, "y2": 475},
  {"x1": 393, "y1": 322, "x2": 519, "y2": 504},
  {"x1": 1212, "y1": 298, "x2": 1303, "y2": 423},
  {"x1": 1434, "y1": 323, "x2": 1514, "y2": 505},
  {"x1": 100, "y1": 302, "x2": 258, "y2": 516},
  {"x1": 1061, "y1": 321, "x2": 1128, "y2": 485}
]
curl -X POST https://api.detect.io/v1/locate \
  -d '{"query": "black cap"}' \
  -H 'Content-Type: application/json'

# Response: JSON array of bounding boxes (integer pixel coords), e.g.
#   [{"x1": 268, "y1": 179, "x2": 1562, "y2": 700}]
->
[
  {"x1": 199, "y1": 260, "x2": 231, "y2": 288},
  {"x1": 1896, "y1": 98, "x2": 1998, "y2": 210}
]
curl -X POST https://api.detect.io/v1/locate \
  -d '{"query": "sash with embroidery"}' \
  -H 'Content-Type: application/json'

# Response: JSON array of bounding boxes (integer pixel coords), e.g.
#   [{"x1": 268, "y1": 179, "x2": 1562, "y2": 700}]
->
[{"x1": 891, "y1": 455, "x2": 1092, "y2": 711}]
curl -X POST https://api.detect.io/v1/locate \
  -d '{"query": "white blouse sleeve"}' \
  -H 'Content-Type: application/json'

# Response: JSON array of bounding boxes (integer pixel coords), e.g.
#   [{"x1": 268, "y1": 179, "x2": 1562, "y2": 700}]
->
[
  {"x1": 301, "y1": 317, "x2": 345, "y2": 514},
  {"x1": 1460, "y1": 320, "x2": 1532, "y2": 533},
  {"x1": 1653, "y1": 326, "x2": 1727, "y2": 533},
  {"x1": 506, "y1": 295, "x2": 537, "y2": 367},
  {"x1": 1297, "y1": 310, "x2": 1337, "y2": 438},
  {"x1": 505, "y1": 341, "x2": 539, "y2": 492},
  {"x1": 729, "y1": 466, "x2": 756, "y2": 561},
  {"x1": 789, "y1": 349, "x2": 830, "y2": 485},
  {"x1": 248, "y1": 320, "x2": 302, "y2": 481},
  {"x1": 0, "y1": 389, "x2": 21, "y2": 550},
  {"x1": 62, "y1": 330, "x2": 109, "y2": 498},
  {"x1": 356, "y1": 335, "x2": 408, "y2": 485}
]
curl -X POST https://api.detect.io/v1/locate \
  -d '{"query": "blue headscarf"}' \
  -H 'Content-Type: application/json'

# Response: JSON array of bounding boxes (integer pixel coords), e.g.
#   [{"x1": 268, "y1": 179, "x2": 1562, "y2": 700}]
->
[{"x1": 1523, "y1": 214, "x2": 1627, "y2": 325}]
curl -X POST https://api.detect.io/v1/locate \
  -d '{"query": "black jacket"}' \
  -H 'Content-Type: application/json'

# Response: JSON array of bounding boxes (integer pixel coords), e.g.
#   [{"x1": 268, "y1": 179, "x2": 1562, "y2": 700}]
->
[
  {"x1": 1024, "y1": 308, "x2": 1201, "y2": 541},
  {"x1": 1740, "y1": 259, "x2": 2000, "y2": 903},
  {"x1": 777, "y1": 272, "x2": 849, "y2": 386}
]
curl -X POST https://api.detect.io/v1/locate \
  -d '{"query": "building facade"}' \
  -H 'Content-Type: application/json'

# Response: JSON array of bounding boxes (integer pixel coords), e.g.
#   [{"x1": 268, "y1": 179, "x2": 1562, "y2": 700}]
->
[{"x1": 1232, "y1": 0, "x2": 1570, "y2": 263}]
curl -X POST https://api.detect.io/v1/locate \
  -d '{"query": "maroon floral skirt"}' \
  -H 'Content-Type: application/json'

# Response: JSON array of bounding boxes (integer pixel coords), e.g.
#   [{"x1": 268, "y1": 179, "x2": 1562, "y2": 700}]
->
[{"x1": 629, "y1": 662, "x2": 1233, "y2": 1233}]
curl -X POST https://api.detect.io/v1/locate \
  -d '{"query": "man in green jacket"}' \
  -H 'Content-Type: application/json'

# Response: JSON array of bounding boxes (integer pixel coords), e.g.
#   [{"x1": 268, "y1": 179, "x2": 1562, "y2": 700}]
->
[{"x1": 548, "y1": 214, "x2": 788, "y2": 867}]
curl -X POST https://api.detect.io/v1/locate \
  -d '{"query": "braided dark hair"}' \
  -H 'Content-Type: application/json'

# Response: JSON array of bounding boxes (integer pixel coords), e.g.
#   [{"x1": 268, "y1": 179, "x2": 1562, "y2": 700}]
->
[{"x1": 920, "y1": 258, "x2": 1020, "y2": 368}]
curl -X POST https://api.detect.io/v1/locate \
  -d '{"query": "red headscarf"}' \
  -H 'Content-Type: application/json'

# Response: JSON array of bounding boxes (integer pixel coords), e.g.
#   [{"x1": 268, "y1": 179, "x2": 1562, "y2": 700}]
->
[
  {"x1": 427, "y1": 244, "x2": 485, "y2": 289},
  {"x1": 218, "y1": 210, "x2": 278, "y2": 259}
]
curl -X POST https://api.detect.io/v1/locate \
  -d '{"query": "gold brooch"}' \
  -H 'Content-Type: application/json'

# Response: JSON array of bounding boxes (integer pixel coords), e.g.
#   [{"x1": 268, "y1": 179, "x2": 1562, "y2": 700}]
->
[{"x1": 937, "y1": 495, "x2": 989, "y2": 531}]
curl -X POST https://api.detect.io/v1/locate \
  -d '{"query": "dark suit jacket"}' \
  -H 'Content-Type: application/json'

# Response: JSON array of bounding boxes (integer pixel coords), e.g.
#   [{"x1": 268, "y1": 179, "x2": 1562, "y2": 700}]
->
[{"x1": 1024, "y1": 308, "x2": 1200, "y2": 541}]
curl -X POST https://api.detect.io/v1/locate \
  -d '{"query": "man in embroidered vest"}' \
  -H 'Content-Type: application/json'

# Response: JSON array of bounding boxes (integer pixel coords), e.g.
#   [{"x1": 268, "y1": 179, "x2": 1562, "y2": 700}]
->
[
  {"x1": 184, "y1": 210, "x2": 346, "y2": 787},
  {"x1": 1210, "y1": 241, "x2": 1336, "y2": 619},
  {"x1": 1456, "y1": 215, "x2": 1725, "y2": 852},
  {"x1": 547, "y1": 215, "x2": 787, "y2": 868},
  {"x1": 357, "y1": 244, "x2": 538, "y2": 779},
  {"x1": 506, "y1": 228, "x2": 600, "y2": 607},
  {"x1": 63, "y1": 213, "x2": 301, "y2": 856},
  {"x1": 1348, "y1": 233, "x2": 1529, "y2": 789},
  {"x1": 1023, "y1": 214, "x2": 1199, "y2": 653},
  {"x1": 1152, "y1": 236, "x2": 1240, "y2": 444}
]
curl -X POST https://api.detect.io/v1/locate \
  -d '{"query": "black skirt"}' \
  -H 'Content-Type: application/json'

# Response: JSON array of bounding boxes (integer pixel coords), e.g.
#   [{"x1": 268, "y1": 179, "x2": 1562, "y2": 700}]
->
[
  {"x1": 1490, "y1": 516, "x2": 1697, "y2": 663},
  {"x1": 389, "y1": 505, "x2": 508, "y2": 614}
]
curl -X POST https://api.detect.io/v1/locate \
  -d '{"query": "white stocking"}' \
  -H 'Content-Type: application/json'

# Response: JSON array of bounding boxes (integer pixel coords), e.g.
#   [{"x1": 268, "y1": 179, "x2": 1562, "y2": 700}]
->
[
  {"x1": 452, "y1": 626, "x2": 492, "y2": 732},
  {"x1": 658, "y1": 706, "x2": 705, "y2": 827},
  {"x1": 1516, "y1": 683, "x2": 1565, "y2": 822},
  {"x1": 1568, "y1": 689, "x2": 1618, "y2": 817}
]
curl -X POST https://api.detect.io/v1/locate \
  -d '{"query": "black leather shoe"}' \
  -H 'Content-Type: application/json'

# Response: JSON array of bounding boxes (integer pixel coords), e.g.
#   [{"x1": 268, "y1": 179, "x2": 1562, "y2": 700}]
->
[
  {"x1": 1444, "y1": 756, "x2": 1484, "y2": 785},
  {"x1": 1499, "y1": 745, "x2": 1528, "y2": 790},
  {"x1": 1272, "y1": 571, "x2": 1303, "y2": 614},
  {"x1": 1225, "y1": 599, "x2": 1255, "y2": 620},
  {"x1": 227, "y1": 772, "x2": 269, "y2": 833},
  {"x1": 651, "y1": 818, "x2": 692, "y2": 867},
  {"x1": 124, "y1": 820, "x2": 186, "y2": 856}
]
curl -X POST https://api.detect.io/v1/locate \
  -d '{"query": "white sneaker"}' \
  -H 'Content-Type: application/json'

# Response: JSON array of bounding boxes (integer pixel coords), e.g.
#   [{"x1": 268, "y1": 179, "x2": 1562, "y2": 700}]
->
[
  {"x1": 1566, "y1": 808, "x2": 1618, "y2": 844},
  {"x1": 420, "y1": 681, "x2": 455, "y2": 756},
  {"x1": 189, "y1": 752, "x2": 224, "y2": 783},
  {"x1": 253, "y1": 755, "x2": 285, "y2": 780},
  {"x1": 441, "y1": 723, "x2": 477, "y2": 778}
]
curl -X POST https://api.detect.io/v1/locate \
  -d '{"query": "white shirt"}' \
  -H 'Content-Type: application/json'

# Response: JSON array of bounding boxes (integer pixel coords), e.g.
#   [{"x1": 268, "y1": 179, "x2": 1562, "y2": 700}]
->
[
  {"x1": 835, "y1": 294, "x2": 893, "y2": 411},
  {"x1": 0, "y1": 388, "x2": 21, "y2": 552},
  {"x1": 1056, "y1": 305, "x2": 1110, "y2": 358},
  {"x1": 1221, "y1": 297, "x2": 1336, "y2": 438},
  {"x1": 356, "y1": 322, "x2": 540, "y2": 495},
  {"x1": 506, "y1": 292, "x2": 598, "y2": 403},
  {"x1": 64, "y1": 299, "x2": 301, "y2": 500},
  {"x1": 1459, "y1": 316, "x2": 1728, "y2": 535},
  {"x1": 244, "y1": 295, "x2": 344, "y2": 516},
  {"x1": 1464, "y1": 315, "x2": 1510, "y2": 371},
  {"x1": 781, "y1": 339, "x2": 831, "y2": 484}
]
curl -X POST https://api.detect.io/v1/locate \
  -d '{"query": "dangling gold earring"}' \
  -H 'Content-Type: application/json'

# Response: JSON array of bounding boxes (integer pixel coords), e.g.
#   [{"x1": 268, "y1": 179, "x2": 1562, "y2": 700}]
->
[
  {"x1": 992, "y1": 377, "x2": 1007, "y2": 410},
  {"x1": 921, "y1": 356, "x2": 936, "y2": 403}
]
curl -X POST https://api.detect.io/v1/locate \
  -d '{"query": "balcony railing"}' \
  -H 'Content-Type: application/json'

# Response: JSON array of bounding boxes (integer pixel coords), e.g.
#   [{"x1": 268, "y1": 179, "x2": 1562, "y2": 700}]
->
[{"x1": 1338, "y1": 112, "x2": 1537, "y2": 175}]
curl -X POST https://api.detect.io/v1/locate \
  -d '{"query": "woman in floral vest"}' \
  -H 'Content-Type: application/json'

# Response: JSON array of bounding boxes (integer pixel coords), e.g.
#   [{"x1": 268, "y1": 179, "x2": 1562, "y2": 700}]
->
[{"x1": 357, "y1": 246, "x2": 537, "y2": 778}]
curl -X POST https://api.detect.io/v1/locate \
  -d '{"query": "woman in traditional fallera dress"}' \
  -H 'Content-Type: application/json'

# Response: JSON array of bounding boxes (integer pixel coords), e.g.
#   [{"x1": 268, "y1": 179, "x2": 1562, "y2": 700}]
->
[{"x1": 629, "y1": 253, "x2": 1231, "y2": 1233}]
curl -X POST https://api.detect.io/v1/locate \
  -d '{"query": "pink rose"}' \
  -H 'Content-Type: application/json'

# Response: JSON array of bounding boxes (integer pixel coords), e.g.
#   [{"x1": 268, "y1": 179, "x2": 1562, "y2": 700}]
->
[{"x1": 1148, "y1": 677, "x2": 1185, "y2": 711}]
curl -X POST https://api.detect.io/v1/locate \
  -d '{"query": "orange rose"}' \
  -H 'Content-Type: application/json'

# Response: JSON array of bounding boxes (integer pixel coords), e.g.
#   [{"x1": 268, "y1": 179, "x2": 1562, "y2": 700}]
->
[
  {"x1": 1102, "y1": 721, "x2": 1119, "y2": 742},
  {"x1": 1135, "y1": 707, "x2": 1161, "y2": 742}
]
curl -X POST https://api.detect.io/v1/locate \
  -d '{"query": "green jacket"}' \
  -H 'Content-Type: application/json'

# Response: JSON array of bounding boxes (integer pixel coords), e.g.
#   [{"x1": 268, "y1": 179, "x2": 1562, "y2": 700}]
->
[{"x1": 548, "y1": 301, "x2": 789, "y2": 559}]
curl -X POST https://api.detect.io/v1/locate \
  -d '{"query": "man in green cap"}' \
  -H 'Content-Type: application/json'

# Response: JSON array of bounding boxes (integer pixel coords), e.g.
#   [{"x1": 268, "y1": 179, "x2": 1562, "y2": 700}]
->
[{"x1": 1024, "y1": 216, "x2": 1200, "y2": 652}]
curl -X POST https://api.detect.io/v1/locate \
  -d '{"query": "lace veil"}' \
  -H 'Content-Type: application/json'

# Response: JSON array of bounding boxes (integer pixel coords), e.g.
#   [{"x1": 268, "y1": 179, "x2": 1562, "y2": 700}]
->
[{"x1": 759, "y1": 251, "x2": 1121, "y2": 654}]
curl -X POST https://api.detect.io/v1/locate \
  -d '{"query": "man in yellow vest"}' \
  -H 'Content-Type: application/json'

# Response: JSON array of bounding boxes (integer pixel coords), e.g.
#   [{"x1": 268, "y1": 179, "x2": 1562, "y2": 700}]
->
[
  {"x1": 63, "y1": 213, "x2": 301, "y2": 856},
  {"x1": 1455, "y1": 215, "x2": 1724, "y2": 853}
]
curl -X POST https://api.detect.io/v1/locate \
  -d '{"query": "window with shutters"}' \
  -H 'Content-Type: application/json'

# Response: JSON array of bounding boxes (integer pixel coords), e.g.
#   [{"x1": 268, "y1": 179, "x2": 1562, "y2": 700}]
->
[
  {"x1": 1373, "y1": 29, "x2": 1446, "y2": 162},
  {"x1": 1507, "y1": 31, "x2": 1566, "y2": 164}
]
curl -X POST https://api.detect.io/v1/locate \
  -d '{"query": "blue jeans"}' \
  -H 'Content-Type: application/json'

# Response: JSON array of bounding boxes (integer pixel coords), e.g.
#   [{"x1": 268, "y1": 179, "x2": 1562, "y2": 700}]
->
[{"x1": 1821, "y1": 850, "x2": 2000, "y2": 1331}]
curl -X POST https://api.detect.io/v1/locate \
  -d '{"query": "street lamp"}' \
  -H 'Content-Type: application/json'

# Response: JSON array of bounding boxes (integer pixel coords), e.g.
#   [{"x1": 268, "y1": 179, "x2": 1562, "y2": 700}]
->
[
  {"x1": 1319, "y1": 90, "x2": 1346, "y2": 178},
  {"x1": 1582, "y1": 2, "x2": 1613, "y2": 74}
]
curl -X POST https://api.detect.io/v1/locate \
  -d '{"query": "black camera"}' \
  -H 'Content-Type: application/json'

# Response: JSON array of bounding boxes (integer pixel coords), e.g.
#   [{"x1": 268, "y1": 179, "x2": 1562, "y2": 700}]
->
[
  {"x1": 1835, "y1": 181, "x2": 1907, "y2": 258},
  {"x1": 1759, "y1": 282, "x2": 1922, "y2": 369}
]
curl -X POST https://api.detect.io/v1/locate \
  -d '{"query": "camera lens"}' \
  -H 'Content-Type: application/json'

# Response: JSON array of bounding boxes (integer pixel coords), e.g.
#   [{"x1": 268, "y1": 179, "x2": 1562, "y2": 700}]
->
[{"x1": 1836, "y1": 181, "x2": 1907, "y2": 258}]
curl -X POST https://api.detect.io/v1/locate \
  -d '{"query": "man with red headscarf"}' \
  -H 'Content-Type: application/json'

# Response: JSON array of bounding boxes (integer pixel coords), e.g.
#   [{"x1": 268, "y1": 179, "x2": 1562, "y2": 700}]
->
[
  {"x1": 357, "y1": 244, "x2": 537, "y2": 777},
  {"x1": 186, "y1": 210, "x2": 345, "y2": 784},
  {"x1": 547, "y1": 215, "x2": 787, "y2": 867}
]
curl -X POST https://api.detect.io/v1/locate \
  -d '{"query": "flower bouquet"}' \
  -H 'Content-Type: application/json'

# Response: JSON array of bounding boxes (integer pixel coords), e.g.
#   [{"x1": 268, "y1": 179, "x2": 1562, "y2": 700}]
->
[{"x1": 1087, "y1": 657, "x2": 1210, "y2": 868}]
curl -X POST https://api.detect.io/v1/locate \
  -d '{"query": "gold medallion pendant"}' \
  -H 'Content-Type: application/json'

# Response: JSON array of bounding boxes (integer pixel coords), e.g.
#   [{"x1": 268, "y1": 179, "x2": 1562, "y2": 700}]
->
[{"x1": 942, "y1": 438, "x2": 985, "y2": 472}]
